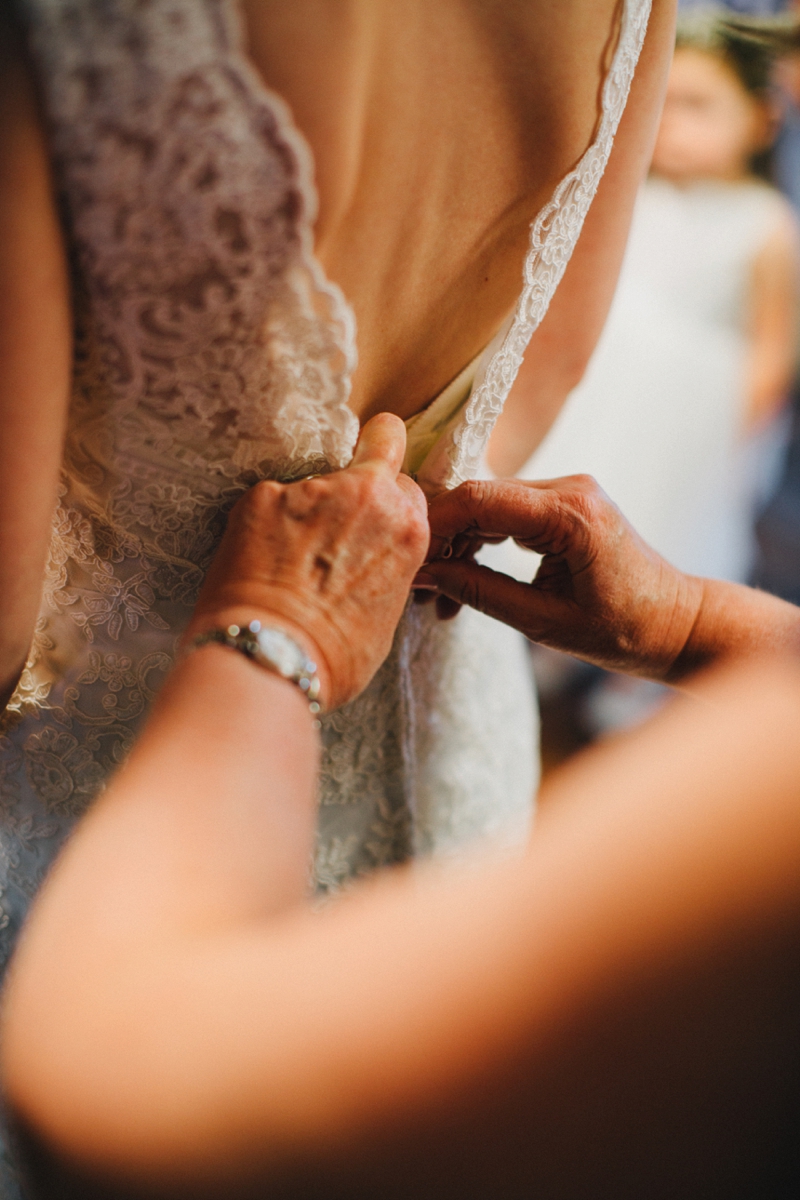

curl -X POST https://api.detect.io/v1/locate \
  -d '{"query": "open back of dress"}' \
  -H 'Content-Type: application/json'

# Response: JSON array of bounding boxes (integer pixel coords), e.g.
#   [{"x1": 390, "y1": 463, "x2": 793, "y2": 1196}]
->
[{"x1": 0, "y1": 0, "x2": 651, "y2": 939}]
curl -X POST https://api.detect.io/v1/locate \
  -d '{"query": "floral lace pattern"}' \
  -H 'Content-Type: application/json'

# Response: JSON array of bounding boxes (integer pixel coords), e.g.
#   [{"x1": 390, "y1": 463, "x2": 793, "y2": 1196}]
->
[
  {"x1": 0, "y1": 0, "x2": 650, "y2": 929},
  {"x1": 441, "y1": 0, "x2": 653, "y2": 489},
  {"x1": 3, "y1": 0, "x2": 361, "y2": 904},
  {"x1": 0, "y1": 1, "x2": 648, "y2": 1190}
]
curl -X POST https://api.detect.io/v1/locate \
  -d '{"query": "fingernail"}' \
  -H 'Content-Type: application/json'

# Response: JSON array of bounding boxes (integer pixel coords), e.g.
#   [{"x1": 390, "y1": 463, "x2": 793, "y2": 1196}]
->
[{"x1": 412, "y1": 573, "x2": 439, "y2": 591}]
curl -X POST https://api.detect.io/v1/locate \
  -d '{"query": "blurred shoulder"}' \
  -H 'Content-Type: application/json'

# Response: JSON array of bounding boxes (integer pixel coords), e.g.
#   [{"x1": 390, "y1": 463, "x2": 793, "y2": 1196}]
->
[
  {"x1": 747, "y1": 182, "x2": 800, "y2": 259},
  {"x1": 742, "y1": 179, "x2": 798, "y2": 235},
  {"x1": 706, "y1": 178, "x2": 800, "y2": 262},
  {"x1": 745, "y1": 184, "x2": 800, "y2": 299}
]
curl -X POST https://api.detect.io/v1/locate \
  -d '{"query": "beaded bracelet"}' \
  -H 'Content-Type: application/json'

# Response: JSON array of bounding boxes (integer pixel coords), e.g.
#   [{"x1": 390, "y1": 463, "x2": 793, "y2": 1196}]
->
[{"x1": 189, "y1": 620, "x2": 322, "y2": 722}]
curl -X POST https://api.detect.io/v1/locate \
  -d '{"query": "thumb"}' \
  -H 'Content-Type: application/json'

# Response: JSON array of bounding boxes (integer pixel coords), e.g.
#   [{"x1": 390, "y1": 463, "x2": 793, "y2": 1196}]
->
[
  {"x1": 423, "y1": 558, "x2": 552, "y2": 639},
  {"x1": 350, "y1": 412, "x2": 407, "y2": 477}
]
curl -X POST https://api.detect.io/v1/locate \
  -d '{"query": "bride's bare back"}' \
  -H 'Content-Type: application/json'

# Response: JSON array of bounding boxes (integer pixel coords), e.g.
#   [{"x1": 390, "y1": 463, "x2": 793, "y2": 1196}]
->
[
  {"x1": 243, "y1": 0, "x2": 627, "y2": 419},
  {"x1": 0, "y1": 0, "x2": 675, "y2": 700}
]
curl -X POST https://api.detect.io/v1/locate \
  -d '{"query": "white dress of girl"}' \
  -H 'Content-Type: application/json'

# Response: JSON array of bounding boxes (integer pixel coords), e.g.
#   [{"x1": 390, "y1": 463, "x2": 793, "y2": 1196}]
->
[
  {"x1": 496, "y1": 175, "x2": 793, "y2": 586},
  {"x1": 1, "y1": 0, "x2": 650, "y2": 968}
]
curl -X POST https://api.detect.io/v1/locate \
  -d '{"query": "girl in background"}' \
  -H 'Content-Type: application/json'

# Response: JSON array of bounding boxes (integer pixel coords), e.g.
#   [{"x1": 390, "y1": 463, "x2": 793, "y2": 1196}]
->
[{"x1": 491, "y1": 12, "x2": 800, "y2": 587}]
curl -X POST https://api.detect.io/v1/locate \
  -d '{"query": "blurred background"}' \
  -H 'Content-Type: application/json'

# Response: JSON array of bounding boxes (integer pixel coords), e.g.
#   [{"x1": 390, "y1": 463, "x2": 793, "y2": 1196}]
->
[{"x1": 494, "y1": 0, "x2": 800, "y2": 773}]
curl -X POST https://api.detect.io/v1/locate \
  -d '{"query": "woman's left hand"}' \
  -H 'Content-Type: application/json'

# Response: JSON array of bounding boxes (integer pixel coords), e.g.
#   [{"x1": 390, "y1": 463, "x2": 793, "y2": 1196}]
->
[{"x1": 187, "y1": 414, "x2": 429, "y2": 711}]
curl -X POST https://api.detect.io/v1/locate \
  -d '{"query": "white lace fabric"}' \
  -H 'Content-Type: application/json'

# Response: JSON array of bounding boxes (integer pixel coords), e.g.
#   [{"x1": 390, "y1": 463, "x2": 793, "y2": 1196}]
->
[
  {"x1": 417, "y1": 0, "x2": 652, "y2": 495},
  {"x1": 1, "y1": 0, "x2": 650, "y2": 935}
]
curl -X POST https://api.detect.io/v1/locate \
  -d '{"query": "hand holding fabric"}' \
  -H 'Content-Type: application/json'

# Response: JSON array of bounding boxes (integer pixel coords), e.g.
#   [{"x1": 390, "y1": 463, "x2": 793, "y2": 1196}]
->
[
  {"x1": 188, "y1": 414, "x2": 429, "y2": 710},
  {"x1": 421, "y1": 475, "x2": 704, "y2": 679}
]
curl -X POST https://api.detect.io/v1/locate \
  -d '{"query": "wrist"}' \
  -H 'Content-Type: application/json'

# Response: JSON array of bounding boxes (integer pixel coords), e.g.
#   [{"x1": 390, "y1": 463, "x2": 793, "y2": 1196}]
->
[
  {"x1": 184, "y1": 606, "x2": 333, "y2": 712},
  {"x1": 656, "y1": 572, "x2": 707, "y2": 683},
  {"x1": 175, "y1": 637, "x2": 314, "y2": 726}
]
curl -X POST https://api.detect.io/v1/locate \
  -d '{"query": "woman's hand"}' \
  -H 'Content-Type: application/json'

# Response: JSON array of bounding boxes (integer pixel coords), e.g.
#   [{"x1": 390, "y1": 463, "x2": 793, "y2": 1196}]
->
[
  {"x1": 187, "y1": 414, "x2": 429, "y2": 711},
  {"x1": 419, "y1": 475, "x2": 704, "y2": 680}
]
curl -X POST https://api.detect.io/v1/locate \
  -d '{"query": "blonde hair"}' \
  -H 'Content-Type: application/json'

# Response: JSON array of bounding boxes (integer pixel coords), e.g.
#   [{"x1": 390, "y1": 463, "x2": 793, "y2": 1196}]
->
[{"x1": 675, "y1": 8, "x2": 800, "y2": 96}]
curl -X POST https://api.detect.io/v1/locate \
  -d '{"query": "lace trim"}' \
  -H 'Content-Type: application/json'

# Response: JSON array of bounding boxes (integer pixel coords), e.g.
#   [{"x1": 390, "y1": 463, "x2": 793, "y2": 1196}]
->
[
  {"x1": 9, "y1": 0, "x2": 363, "y2": 691},
  {"x1": 1, "y1": 0, "x2": 649, "y2": 925},
  {"x1": 224, "y1": 0, "x2": 359, "y2": 453},
  {"x1": 23, "y1": 0, "x2": 359, "y2": 481},
  {"x1": 445, "y1": 0, "x2": 653, "y2": 487}
]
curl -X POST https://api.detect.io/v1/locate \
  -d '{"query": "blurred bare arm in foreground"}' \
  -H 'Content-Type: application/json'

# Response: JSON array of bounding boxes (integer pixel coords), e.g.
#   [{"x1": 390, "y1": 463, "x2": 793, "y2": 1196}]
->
[
  {"x1": 3, "y1": 422, "x2": 800, "y2": 1200},
  {"x1": 420, "y1": 474, "x2": 800, "y2": 681}
]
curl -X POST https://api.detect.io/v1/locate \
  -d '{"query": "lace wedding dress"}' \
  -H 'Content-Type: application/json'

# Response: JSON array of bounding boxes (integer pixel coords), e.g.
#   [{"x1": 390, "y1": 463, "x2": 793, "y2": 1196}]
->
[
  {"x1": 1, "y1": 0, "x2": 651, "y2": 949},
  {"x1": 0, "y1": 1, "x2": 649, "y2": 1191}
]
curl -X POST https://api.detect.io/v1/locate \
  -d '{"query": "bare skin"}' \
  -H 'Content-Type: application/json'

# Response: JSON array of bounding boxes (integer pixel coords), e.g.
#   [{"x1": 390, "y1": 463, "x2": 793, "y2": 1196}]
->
[
  {"x1": 0, "y1": 20, "x2": 71, "y2": 709},
  {"x1": 419, "y1": 474, "x2": 800, "y2": 680},
  {"x1": 489, "y1": 39, "x2": 800, "y2": 477},
  {"x1": 3, "y1": 426, "x2": 800, "y2": 1198},
  {"x1": 188, "y1": 413, "x2": 429, "y2": 711},
  {"x1": 744, "y1": 201, "x2": 800, "y2": 427},
  {"x1": 652, "y1": 48, "x2": 775, "y2": 184},
  {"x1": 241, "y1": 0, "x2": 674, "y2": 421},
  {"x1": 0, "y1": 0, "x2": 676, "y2": 706}
]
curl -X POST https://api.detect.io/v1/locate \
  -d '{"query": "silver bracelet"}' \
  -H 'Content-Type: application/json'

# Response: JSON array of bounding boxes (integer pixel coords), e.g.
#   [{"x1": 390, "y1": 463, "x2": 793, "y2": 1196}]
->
[{"x1": 189, "y1": 621, "x2": 322, "y2": 720}]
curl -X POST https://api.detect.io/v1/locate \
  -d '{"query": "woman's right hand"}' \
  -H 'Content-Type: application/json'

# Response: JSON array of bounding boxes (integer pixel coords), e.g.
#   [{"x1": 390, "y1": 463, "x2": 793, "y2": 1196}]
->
[
  {"x1": 420, "y1": 475, "x2": 705, "y2": 680},
  {"x1": 187, "y1": 413, "x2": 429, "y2": 711}
]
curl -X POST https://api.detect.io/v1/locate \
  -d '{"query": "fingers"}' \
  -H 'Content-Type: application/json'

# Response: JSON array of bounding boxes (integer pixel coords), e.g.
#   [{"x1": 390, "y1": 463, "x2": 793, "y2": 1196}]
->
[
  {"x1": 422, "y1": 558, "x2": 544, "y2": 636},
  {"x1": 426, "y1": 479, "x2": 551, "y2": 557},
  {"x1": 396, "y1": 470, "x2": 430, "y2": 528},
  {"x1": 427, "y1": 477, "x2": 602, "y2": 564},
  {"x1": 350, "y1": 412, "x2": 407, "y2": 477},
  {"x1": 351, "y1": 413, "x2": 429, "y2": 545},
  {"x1": 435, "y1": 594, "x2": 463, "y2": 621}
]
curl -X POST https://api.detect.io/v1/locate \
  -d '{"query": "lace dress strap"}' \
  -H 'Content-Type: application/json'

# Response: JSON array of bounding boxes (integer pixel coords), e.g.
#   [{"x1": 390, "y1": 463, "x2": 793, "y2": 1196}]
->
[
  {"x1": 418, "y1": 0, "x2": 653, "y2": 493},
  {"x1": 402, "y1": 353, "x2": 482, "y2": 477}
]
